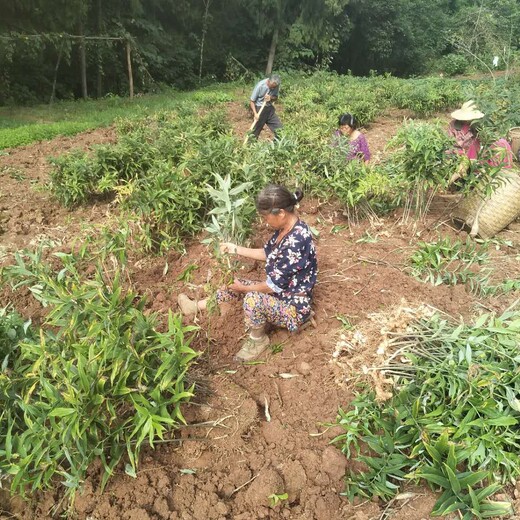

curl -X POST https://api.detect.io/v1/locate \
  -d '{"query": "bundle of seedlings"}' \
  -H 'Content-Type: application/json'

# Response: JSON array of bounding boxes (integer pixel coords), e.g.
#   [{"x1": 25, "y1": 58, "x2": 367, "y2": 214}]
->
[
  {"x1": 334, "y1": 306, "x2": 520, "y2": 519},
  {"x1": 202, "y1": 173, "x2": 257, "y2": 308},
  {"x1": 386, "y1": 120, "x2": 459, "y2": 220}
]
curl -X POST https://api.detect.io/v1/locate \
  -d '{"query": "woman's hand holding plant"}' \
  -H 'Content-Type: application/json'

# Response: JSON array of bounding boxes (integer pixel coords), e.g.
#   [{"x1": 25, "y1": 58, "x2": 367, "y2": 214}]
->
[
  {"x1": 228, "y1": 278, "x2": 248, "y2": 292},
  {"x1": 220, "y1": 242, "x2": 238, "y2": 255}
]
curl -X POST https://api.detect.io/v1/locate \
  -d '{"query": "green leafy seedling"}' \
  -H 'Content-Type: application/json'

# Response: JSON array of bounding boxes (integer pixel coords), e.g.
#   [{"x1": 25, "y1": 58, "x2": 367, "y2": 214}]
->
[
  {"x1": 270, "y1": 343, "x2": 284, "y2": 355},
  {"x1": 268, "y1": 492, "x2": 288, "y2": 507},
  {"x1": 335, "y1": 314, "x2": 353, "y2": 330},
  {"x1": 176, "y1": 263, "x2": 199, "y2": 283},
  {"x1": 330, "y1": 224, "x2": 348, "y2": 235},
  {"x1": 356, "y1": 231, "x2": 378, "y2": 243}
]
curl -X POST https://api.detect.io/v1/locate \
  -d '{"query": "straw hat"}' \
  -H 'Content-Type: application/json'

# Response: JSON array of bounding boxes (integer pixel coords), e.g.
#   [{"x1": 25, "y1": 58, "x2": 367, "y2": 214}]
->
[{"x1": 451, "y1": 100, "x2": 485, "y2": 121}]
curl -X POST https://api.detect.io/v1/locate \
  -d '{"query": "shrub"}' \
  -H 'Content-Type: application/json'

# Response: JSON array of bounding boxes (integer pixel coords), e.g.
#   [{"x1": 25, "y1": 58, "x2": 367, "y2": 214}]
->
[
  {"x1": 49, "y1": 150, "x2": 99, "y2": 207},
  {"x1": 0, "y1": 250, "x2": 199, "y2": 499},
  {"x1": 441, "y1": 54, "x2": 469, "y2": 76},
  {"x1": 120, "y1": 162, "x2": 207, "y2": 253}
]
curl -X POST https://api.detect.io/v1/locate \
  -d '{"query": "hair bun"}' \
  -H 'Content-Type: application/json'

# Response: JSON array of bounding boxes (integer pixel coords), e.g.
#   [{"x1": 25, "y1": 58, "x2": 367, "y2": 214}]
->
[{"x1": 293, "y1": 189, "x2": 304, "y2": 204}]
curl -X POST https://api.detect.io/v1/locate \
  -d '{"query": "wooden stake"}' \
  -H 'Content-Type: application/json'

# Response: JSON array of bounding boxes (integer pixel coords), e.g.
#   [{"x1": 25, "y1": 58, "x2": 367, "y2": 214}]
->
[
  {"x1": 79, "y1": 31, "x2": 88, "y2": 99},
  {"x1": 49, "y1": 42, "x2": 63, "y2": 105},
  {"x1": 126, "y1": 40, "x2": 134, "y2": 99}
]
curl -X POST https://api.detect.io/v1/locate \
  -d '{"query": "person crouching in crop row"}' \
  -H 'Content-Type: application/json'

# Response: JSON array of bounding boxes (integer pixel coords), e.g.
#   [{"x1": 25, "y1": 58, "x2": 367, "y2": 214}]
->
[
  {"x1": 448, "y1": 100, "x2": 514, "y2": 185},
  {"x1": 334, "y1": 113, "x2": 371, "y2": 162},
  {"x1": 178, "y1": 184, "x2": 318, "y2": 362}
]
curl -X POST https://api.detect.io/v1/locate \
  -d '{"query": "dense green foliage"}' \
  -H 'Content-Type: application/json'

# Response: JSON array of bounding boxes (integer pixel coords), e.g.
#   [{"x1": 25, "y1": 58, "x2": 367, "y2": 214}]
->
[
  {"x1": 334, "y1": 310, "x2": 520, "y2": 518},
  {"x1": 0, "y1": 249, "x2": 198, "y2": 498},
  {"x1": 1, "y1": 0, "x2": 519, "y2": 104},
  {"x1": 409, "y1": 238, "x2": 490, "y2": 291},
  {"x1": 40, "y1": 72, "x2": 520, "y2": 255}
]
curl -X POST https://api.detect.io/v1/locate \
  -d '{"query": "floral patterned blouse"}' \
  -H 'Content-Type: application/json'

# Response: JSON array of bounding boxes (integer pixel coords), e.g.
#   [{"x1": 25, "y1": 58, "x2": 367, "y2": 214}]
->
[
  {"x1": 264, "y1": 220, "x2": 318, "y2": 320},
  {"x1": 448, "y1": 121, "x2": 480, "y2": 159}
]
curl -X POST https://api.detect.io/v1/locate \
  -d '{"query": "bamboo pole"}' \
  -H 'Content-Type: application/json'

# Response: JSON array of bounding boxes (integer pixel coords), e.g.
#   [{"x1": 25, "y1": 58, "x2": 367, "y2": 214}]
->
[{"x1": 49, "y1": 42, "x2": 64, "y2": 105}]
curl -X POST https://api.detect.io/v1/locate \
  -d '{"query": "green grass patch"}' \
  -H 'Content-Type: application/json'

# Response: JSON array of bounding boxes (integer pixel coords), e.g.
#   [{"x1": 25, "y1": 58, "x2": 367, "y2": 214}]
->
[{"x1": 0, "y1": 85, "x2": 236, "y2": 149}]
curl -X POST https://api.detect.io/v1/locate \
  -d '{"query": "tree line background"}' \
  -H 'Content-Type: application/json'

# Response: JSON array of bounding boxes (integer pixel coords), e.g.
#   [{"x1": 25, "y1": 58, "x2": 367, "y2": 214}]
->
[{"x1": 1, "y1": 0, "x2": 519, "y2": 105}]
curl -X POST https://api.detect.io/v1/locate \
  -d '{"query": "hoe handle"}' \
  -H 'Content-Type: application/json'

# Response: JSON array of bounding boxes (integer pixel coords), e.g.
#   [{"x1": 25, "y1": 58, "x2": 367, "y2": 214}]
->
[{"x1": 244, "y1": 100, "x2": 267, "y2": 144}]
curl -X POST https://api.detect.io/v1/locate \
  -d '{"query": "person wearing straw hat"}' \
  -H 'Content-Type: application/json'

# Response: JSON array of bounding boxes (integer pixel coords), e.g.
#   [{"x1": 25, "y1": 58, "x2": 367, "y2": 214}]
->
[
  {"x1": 448, "y1": 100, "x2": 514, "y2": 185},
  {"x1": 448, "y1": 100, "x2": 484, "y2": 161}
]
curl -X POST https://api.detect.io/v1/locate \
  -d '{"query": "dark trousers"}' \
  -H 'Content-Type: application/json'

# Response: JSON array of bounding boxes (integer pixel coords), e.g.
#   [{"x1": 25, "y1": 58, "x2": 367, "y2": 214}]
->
[{"x1": 252, "y1": 104, "x2": 283, "y2": 139}]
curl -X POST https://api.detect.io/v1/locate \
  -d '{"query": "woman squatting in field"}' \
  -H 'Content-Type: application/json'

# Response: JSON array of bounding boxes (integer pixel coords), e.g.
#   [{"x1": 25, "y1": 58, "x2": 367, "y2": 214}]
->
[
  {"x1": 334, "y1": 113, "x2": 371, "y2": 162},
  {"x1": 178, "y1": 184, "x2": 318, "y2": 362}
]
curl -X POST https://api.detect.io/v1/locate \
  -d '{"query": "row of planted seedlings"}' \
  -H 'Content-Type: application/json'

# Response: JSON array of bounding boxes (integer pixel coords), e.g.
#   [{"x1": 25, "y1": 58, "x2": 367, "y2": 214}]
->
[{"x1": 2, "y1": 72, "x2": 519, "y2": 509}]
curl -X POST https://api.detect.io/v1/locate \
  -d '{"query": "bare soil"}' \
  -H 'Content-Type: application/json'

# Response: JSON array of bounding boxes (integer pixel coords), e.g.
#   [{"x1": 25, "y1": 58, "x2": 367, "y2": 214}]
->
[{"x1": 2, "y1": 103, "x2": 520, "y2": 520}]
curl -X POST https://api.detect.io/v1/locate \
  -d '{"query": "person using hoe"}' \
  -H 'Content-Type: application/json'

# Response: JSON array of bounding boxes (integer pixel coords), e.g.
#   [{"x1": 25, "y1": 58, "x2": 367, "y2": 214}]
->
[
  {"x1": 334, "y1": 113, "x2": 371, "y2": 162},
  {"x1": 178, "y1": 184, "x2": 317, "y2": 362},
  {"x1": 248, "y1": 74, "x2": 283, "y2": 140}
]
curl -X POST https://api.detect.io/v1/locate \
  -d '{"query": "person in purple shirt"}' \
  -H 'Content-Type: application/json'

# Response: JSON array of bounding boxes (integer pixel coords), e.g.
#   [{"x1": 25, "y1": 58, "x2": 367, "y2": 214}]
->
[
  {"x1": 334, "y1": 113, "x2": 371, "y2": 162},
  {"x1": 177, "y1": 185, "x2": 318, "y2": 362}
]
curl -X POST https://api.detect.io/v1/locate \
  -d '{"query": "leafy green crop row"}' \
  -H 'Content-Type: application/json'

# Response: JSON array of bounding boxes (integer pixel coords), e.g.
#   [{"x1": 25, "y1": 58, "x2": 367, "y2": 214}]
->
[
  {"x1": 0, "y1": 249, "x2": 198, "y2": 499},
  {"x1": 334, "y1": 309, "x2": 520, "y2": 518}
]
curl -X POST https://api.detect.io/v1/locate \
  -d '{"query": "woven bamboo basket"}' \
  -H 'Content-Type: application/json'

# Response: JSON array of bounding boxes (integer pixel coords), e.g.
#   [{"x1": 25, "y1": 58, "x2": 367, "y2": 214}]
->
[
  {"x1": 452, "y1": 168, "x2": 520, "y2": 238},
  {"x1": 509, "y1": 127, "x2": 520, "y2": 160}
]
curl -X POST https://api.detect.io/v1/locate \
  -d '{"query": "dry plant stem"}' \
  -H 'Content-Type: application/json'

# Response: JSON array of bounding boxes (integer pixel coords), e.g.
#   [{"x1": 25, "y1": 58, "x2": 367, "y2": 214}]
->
[
  {"x1": 354, "y1": 272, "x2": 376, "y2": 296},
  {"x1": 424, "y1": 186, "x2": 438, "y2": 217},
  {"x1": 357, "y1": 256, "x2": 404, "y2": 271},
  {"x1": 176, "y1": 415, "x2": 234, "y2": 429},
  {"x1": 354, "y1": 500, "x2": 371, "y2": 509},
  {"x1": 273, "y1": 380, "x2": 284, "y2": 407},
  {"x1": 0, "y1": 511, "x2": 20, "y2": 519},
  {"x1": 126, "y1": 436, "x2": 212, "y2": 445},
  {"x1": 230, "y1": 473, "x2": 259, "y2": 496},
  {"x1": 377, "y1": 498, "x2": 396, "y2": 520}
]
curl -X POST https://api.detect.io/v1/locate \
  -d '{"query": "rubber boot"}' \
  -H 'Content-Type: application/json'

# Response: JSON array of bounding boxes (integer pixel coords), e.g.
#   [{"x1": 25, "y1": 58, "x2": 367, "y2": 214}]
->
[
  {"x1": 234, "y1": 325, "x2": 270, "y2": 362},
  {"x1": 177, "y1": 294, "x2": 198, "y2": 316}
]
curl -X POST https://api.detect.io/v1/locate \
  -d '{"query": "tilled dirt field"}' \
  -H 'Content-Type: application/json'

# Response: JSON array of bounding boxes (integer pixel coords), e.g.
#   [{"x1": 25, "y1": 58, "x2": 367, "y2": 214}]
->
[{"x1": 2, "y1": 104, "x2": 520, "y2": 520}]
